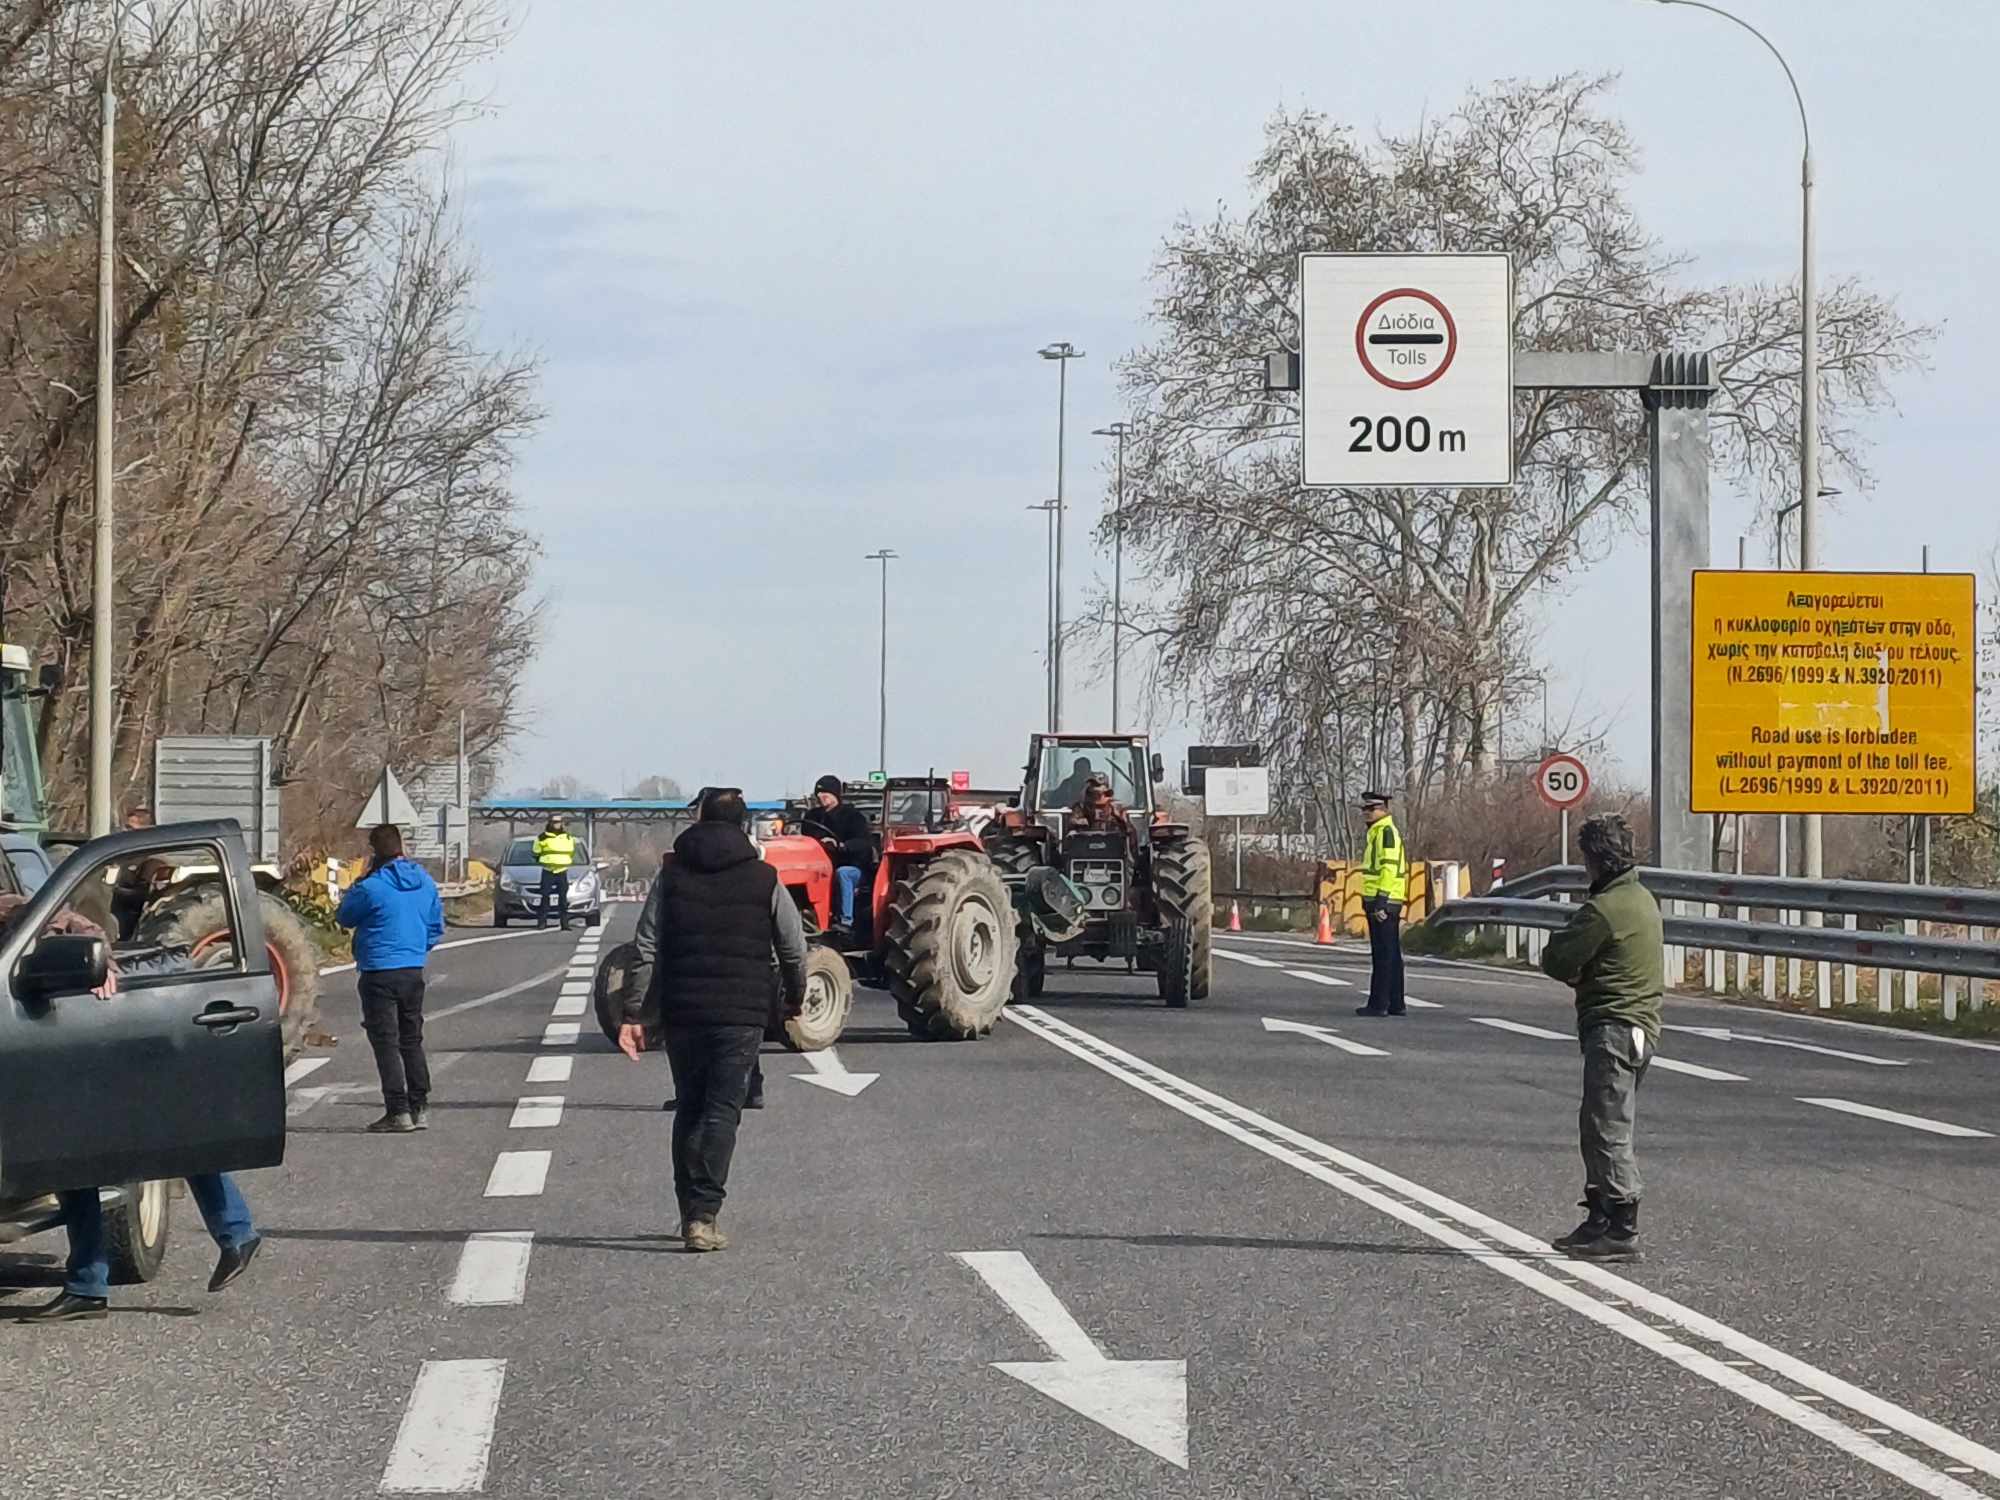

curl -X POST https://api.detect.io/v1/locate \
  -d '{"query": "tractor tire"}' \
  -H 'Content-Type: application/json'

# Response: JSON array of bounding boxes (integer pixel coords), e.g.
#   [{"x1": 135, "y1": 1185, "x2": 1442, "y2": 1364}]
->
[
  {"x1": 982, "y1": 829, "x2": 1040, "y2": 878},
  {"x1": 593, "y1": 939, "x2": 656, "y2": 1049},
  {"x1": 985, "y1": 832, "x2": 1047, "y2": 1004},
  {"x1": 137, "y1": 888, "x2": 322, "y2": 1061},
  {"x1": 105, "y1": 1180, "x2": 171, "y2": 1285},
  {"x1": 783, "y1": 946, "x2": 854, "y2": 1052},
  {"x1": 1151, "y1": 837, "x2": 1213, "y2": 1006},
  {"x1": 885, "y1": 850, "x2": 1015, "y2": 1040}
]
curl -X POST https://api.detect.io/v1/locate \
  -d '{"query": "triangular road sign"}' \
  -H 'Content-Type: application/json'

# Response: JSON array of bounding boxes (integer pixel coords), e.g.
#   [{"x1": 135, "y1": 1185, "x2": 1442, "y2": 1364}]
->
[{"x1": 355, "y1": 767, "x2": 419, "y2": 829}]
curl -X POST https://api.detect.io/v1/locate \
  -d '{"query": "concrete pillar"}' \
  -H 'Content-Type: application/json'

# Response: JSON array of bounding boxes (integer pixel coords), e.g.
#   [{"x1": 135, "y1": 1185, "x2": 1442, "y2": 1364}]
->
[{"x1": 1645, "y1": 354, "x2": 1714, "y2": 873}]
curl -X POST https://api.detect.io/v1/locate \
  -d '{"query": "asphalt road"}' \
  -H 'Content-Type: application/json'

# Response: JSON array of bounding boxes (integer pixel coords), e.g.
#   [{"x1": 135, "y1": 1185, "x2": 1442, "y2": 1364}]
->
[{"x1": 4, "y1": 914, "x2": 1999, "y2": 1499}]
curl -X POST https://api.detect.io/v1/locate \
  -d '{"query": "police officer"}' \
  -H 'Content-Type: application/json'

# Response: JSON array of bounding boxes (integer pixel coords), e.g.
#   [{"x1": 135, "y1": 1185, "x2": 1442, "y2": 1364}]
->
[
  {"x1": 532, "y1": 815, "x2": 579, "y2": 930},
  {"x1": 1354, "y1": 790, "x2": 1407, "y2": 1017}
]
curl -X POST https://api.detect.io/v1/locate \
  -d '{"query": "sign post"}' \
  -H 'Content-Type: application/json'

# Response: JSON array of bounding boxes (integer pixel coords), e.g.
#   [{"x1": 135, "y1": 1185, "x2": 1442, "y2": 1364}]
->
[
  {"x1": 1299, "y1": 252, "x2": 1513, "y2": 490},
  {"x1": 1534, "y1": 752, "x2": 1591, "y2": 864},
  {"x1": 1203, "y1": 764, "x2": 1270, "y2": 934}
]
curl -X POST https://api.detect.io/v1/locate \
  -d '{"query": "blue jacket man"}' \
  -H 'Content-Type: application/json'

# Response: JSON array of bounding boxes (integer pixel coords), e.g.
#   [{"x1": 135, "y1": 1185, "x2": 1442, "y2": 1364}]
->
[{"x1": 337, "y1": 824, "x2": 445, "y2": 1133}]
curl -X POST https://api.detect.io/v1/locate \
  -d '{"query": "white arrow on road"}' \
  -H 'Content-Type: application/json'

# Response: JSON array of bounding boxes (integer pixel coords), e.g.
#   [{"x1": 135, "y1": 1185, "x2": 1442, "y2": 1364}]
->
[
  {"x1": 955, "y1": 1250, "x2": 1186, "y2": 1469},
  {"x1": 1666, "y1": 1024, "x2": 1908, "y2": 1067},
  {"x1": 1261, "y1": 1016, "x2": 1388, "y2": 1057},
  {"x1": 794, "y1": 1046, "x2": 878, "y2": 1097}
]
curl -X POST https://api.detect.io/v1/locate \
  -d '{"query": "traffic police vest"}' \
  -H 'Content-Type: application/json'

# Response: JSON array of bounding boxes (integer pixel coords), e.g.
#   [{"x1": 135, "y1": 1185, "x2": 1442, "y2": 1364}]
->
[
  {"x1": 1361, "y1": 816, "x2": 1408, "y2": 902},
  {"x1": 533, "y1": 831, "x2": 578, "y2": 872}
]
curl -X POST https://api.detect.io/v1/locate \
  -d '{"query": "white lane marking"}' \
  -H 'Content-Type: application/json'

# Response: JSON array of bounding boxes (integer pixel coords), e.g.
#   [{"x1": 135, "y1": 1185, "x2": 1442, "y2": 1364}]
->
[
  {"x1": 1005, "y1": 1005, "x2": 2000, "y2": 1497},
  {"x1": 319, "y1": 928, "x2": 550, "y2": 978},
  {"x1": 483, "y1": 1151, "x2": 551, "y2": 1197},
  {"x1": 448, "y1": 1232, "x2": 534, "y2": 1307},
  {"x1": 284, "y1": 1056, "x2": 330, "y2": 1086},
  {"x1": 1666, "y1": 1025, "x2": 1909, "y2": 1067},
  {"x1": 1469, "y1": 1016, "x2": 1572, "y2": 1042},
  {"x1": 1261, "y1": 1016, "x2": 1389, "y2": 1057},
  {"x1": 955, "y1": 1250, "x2": 1186, "y2": 1469},
  {"x1": 509, "y1": 1095, "x2": 564, "y2": 1129},
  {"x1": 525, "y1": 1056, "x2": 572, "y2": 1085},
  {"x1": 559, "y1": 980, "x2": 592, "y2": 997},
  {"x1": 796, "y1": 1047, "x2": 879, "y2": 1096},
  {"x1": 1797, "y1": 1098, "x2": 1994, "y2": 1139},
  {"x1": 427, "y1": 966, "x2": 570, "y2": 1022},
  {"x1": 550, "y1": 994, "x2": 587, "y2": 1018},
  {"x1": 541, "y1": 1021, "x2": 581, "y2": 1047},
  {"x1": 288, "y1": 1053, "x2": 466, "y2": 1119},
  {"x1": 1280, "y1": 968, "x2": 1355, "y2": 990},
  {"x1": 380, "y1": 1359, "x2": 507, "y2": 1493},
  {"x1": 1403, "y1": 996, "x2": 1444, "y2": 1009},
  {"x1": 1651, "y1": 1057, "x2": 1748, "y2": 1082},
  {"x1": 1213, "y1": 949, "x2": 1284, "y2": 970}
]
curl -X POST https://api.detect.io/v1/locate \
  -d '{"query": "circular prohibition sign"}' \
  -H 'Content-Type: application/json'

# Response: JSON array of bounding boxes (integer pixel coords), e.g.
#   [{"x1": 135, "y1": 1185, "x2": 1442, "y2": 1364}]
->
[
  {"x1": 1354, "y1": 286, "x2": 1458, "y2": 391},
  {"x1": 1535, "y1": 752, "x2": 1591, "y2": 812}
]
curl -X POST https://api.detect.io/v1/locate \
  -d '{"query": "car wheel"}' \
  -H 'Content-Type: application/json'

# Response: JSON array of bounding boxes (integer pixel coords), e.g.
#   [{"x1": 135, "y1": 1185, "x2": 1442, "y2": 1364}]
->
[{"x1": 106, "y1": 1180, "x2": 171, "y2": 1284}]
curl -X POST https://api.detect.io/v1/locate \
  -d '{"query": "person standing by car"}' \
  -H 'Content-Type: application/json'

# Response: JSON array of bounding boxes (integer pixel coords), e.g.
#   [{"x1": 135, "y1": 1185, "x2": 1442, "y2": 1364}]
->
[
  {"x1": 620, "y1": 788, "x2": 808, "y2": 1252},
  {"x1": 804, "y1": 775, "x2": 872, "y2": 931},
  {"x1": 337, "y1": 824, "x2": 445, "y2": 1135},
  {"x1": 1540, "y1": 814, "x2": 1662, "y2": 1262},
  {"x1": 532, "y1": 815, "x2": 579, "y2": 930},
  {"x1": 1354, "y1": 790, "x2": 1408, "y2": 1018}
]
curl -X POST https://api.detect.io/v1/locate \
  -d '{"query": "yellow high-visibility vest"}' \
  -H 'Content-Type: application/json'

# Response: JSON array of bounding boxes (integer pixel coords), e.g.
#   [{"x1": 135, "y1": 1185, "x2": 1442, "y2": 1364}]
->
[
  {"x1": 533, "y1": 831, "x2": 578, "y2": 872},
  {"x1": 1361, "y1": 816, "x2": 1408, "y2": 902}
]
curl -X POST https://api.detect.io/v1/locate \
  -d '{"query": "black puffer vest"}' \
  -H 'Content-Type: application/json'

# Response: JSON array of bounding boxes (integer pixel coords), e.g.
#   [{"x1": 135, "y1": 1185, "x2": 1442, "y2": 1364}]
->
[{"x1": 651, "y1": 821, "x2": 779, "y2": 1029}]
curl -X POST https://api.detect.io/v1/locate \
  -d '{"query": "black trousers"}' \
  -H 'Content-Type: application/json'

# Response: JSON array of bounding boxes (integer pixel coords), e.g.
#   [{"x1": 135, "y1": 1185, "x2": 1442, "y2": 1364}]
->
[
  {"x1": 538, "y1": 867, "x2": 570, "y2": 925},
  {"x1": 1363, "y1": 897, "x2": 1406, "y2": 1014},
  {"x1": 662, "y1": 1024, "x2": 763, "y2": 1223},
  {"x1": 359, "y1": 968, "x2": 431, "y2": 1114}
]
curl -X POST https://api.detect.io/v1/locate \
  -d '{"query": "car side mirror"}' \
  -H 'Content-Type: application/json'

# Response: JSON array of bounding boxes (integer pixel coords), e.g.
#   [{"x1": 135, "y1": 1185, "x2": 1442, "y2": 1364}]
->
[
  {"x1": 17, "y1": 934, "x2": 110, "y2": 1000},
  {"x1": 1150, "y1": 753, "x2": 1165, "y2": 784}
]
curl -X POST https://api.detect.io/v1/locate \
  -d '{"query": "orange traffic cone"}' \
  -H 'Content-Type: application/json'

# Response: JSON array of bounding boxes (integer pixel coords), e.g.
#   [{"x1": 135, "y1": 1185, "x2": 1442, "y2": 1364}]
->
[
  {"x1": 1316, "y1": 903, "x2": 1334, "y2": 945},
  {"x1": 1228, "y1": 900, "x2": 1243, "y2": 933}
]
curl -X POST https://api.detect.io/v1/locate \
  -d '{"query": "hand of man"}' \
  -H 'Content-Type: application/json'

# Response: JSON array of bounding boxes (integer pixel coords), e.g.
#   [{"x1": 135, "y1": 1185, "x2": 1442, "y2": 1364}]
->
[
  {"x1": 92, "y1": 966, "x2": 119, "y2": 1000},
  {"x1": 783, "y1": 991, "x2": 806, "y2": 1020},
  {"x1": 617, "y1": 1023, "x2": 647, "y2": 1060}
]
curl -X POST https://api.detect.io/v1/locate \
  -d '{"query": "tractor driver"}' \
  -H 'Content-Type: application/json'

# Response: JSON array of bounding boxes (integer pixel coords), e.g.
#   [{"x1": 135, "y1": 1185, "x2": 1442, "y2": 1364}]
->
[
  {"x1": 807, "y1": 774, "x2": 874, "y2": 930},
  {"x1": 1066, "y1": 775, "x2": 1139, "y2": 858}
]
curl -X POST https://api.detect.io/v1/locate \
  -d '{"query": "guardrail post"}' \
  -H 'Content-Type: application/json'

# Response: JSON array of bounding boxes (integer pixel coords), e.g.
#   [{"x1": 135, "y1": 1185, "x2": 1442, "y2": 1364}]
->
[
  {"x1": 1842, "y1": 915, "x2": 1857, "y2": 1007},
  {"x1": 1760, "y1": 946, "x2": 1776, "y2": 1003},
  {"x1": 1817, "y1": 959, "x2": 1832, "y2": 1011},
  {"x1": 1734, "y1": 905, "x2": 1749, "y2": 994},
  {"x1": 1903, "y1": 918, "x2": 1919, "y2": 1009},
  {"x1": 1975, "y1": 930, "x2": 1988, "y2": 1012},
  {"x1": 1505, "y1": 924, "x2": 1518, "y2": 962}
]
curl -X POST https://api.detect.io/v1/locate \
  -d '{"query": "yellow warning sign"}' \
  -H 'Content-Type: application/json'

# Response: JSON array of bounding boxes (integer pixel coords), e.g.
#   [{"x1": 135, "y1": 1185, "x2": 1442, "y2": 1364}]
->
[{"x1": 1691, "y1": 571, "x2": 1976, "y2": 815}]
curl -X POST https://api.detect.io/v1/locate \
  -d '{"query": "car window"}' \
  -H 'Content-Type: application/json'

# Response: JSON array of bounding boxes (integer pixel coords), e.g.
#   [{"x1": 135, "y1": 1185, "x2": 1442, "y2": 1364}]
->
[{"x1": 9, "y1": 845, "x2": 52, "y2": 896}]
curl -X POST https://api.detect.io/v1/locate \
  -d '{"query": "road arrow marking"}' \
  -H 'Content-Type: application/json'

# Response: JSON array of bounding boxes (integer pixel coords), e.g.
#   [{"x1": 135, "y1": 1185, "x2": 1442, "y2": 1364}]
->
[
  {"x1": 1261, "y1": 1016, "x2": 1388, "y2": 1057},
  {"x1": 794, "y1": 1046, "x2": 878, "y2": 1096},
  {"x1": 1469, "y1": 1016, "x2": 1572, "y2": 1042},
  {"x1": 1666, "y1": 1024, "x2": 1908, "y2": 1067},
  {"x1": 1280, "y1": 967, "x2": 1354, "y2": 989},
  {"x1": 955, "y1": 1250, "x2": 1186, "y2": 1470}
]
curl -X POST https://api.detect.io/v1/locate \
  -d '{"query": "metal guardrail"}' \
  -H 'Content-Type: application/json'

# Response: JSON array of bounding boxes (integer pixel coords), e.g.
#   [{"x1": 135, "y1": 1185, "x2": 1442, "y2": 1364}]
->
[
  {"x1": 1489, "y1": 865, "x2": 2000, "y2": 928},
  {"x1": 1434, "y1": 897, "x2": 2000, "y2": 982}
]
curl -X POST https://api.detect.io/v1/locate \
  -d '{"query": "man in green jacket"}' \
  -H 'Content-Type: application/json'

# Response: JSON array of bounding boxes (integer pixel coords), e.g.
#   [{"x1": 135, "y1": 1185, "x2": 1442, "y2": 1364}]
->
[{"x1": 1539, "y1": 813, "x2": 1662, "y2": 1262}]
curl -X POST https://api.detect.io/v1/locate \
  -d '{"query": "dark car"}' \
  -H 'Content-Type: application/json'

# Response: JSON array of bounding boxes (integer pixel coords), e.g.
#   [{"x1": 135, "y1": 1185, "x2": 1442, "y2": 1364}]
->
[
  {"x1": 0, "y1": 822, "x2": 287, "y2": 1290},
  {"x1": 493, "y1": 836, "x2": 604, "y2": 928}
]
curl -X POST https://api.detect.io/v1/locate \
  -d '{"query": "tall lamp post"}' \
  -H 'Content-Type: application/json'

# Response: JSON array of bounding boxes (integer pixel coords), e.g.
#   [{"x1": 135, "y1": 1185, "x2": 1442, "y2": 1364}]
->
[
  {"x1": 864, "y1": 549, "x2": 897, "y2": 771},
  {"x1": 89, "y1": 10, "x2": 122, "y2": 836},
  {"x1": 1648, "y1": 0, "x2": 1820, "y2": 886},
  {"x1": 1092, "y1": 421, "x2": 1131, "y2": 730},
  {"x1": 1038, "y1": 342, "x2": 1084, "y2": 730},
  {"x1": 1026, "y1": 500, "x2": 1058, "y2": 727}
]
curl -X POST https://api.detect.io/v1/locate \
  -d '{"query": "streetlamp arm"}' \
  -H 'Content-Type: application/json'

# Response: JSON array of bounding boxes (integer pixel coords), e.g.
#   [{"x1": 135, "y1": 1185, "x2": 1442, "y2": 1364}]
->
[{"x1": 1653, "y1": 0, "x2": 1809, "y2": 153}]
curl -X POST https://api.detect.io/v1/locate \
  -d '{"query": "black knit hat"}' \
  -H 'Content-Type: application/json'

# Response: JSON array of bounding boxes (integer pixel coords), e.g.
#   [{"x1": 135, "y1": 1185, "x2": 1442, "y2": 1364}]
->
[{"x1": 814, "y1": 775, "x2": 843, "y2": 798}]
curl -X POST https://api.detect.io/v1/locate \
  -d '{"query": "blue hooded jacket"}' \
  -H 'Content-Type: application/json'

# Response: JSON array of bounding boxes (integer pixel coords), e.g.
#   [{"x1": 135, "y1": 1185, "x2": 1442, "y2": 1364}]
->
[{"x1": 336, "y1": 857, "x2": 445, "y2": 972}]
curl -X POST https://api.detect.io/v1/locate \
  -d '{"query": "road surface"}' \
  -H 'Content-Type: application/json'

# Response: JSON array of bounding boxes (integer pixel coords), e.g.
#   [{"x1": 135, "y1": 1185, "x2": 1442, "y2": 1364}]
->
[{"x1": 5, "y1": 916, "x2": 1998, "y2": 1498}]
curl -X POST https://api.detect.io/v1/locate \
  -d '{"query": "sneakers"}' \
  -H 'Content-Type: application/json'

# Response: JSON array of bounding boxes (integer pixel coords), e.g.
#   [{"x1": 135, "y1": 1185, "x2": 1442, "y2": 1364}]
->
[
  {"x1": 744, "y1": 1079, "x2": 766, "y2": 1111},
  {"x1": 19, "y1": 1291, "x2": 107, "y2": 1323},
  {"x1": 410, "y1": 1105, "x2": 431, "y2": 1130},
  {"x1": 1563, "y1": 1198, "x2": 1641, "y2": 1262},
  {"x1": 209, "y1": 1236, "x2": 263, "y2": 1293},
  {"x1": 683, "y1": 1218, "x2": 729, "y2": 1253},
  {"x1": 366, "y1": 1112, "x2": 417, "y2": 1134},
  {"x1": 1551, "y1": 1191, "x2": 1611, "y2": 1253}
]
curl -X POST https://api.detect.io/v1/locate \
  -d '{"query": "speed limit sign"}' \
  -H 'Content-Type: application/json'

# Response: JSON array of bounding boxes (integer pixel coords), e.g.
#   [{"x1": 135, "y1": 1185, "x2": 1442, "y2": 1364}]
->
[{"x1": 1535, "y1": 752, "x2": 1590, "y2": 811}]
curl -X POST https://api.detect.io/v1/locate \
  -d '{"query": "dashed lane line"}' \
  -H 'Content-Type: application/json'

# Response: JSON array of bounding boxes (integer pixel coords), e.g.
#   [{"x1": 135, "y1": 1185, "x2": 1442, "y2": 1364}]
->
[
  {"x1": 1006, "y1": 1004, "x2": 2000, "y2": 1499},
  {"x1": 541, "y1": 1021, "x2": 581, "y2": 1047},
  {"x1": 1797, "y1": 1098, "x2": 1993, "y2": 1139},
  {"x1": 1468, "y1": 1016, "x2": 1570, "y2": 1042},
  {"x1": 380, "y1": 1358, "x2": 507, "y2": 1493},
  {"x1": 284, "y1": 1056, "x2": 330, "y2": 1086},
  {"x1": 525, "y1": 1056, "x2": 572, "y2": 1085},
  {"x1": 447, "y1": 1232, "x2": 535, "y2": 1308},
  {"x1": 1468, "y1": 1016, "x2": 1748, "y2": 1082},
  {"x1": 508, "y1": 1096, "x2": 564, "y2": 1129},
  {"x1": 483, "y1": 1151, "x2": 551, "y2": 1198},
  {"x1": 426, "y1": 965, "x2": 571, "y2": 1022},
  {"x1": 550, "y1": 994, "x2": 588, "y2": 1018}
]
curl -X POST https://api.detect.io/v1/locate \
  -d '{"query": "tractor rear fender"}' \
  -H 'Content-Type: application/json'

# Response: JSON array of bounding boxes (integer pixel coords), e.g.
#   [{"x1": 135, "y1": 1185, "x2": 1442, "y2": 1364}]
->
[{"x1": 761, "y1": 834, "x2": 833, "y2": 932}]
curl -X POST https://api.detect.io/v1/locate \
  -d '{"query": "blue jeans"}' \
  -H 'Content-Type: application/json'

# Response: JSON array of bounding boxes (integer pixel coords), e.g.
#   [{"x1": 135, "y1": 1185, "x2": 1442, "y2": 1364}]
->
[
  {"x1": 835, "y1": 865, "x2": 865, "y2": 926},
  {"x1": 58, "y1": 1174, "x2": 256, "y2": 1298}
]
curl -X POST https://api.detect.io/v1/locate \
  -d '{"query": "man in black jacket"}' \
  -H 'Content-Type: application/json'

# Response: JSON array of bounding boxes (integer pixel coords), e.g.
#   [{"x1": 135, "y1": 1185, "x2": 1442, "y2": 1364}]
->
[
  {"x1": 621, "y1": 788, "x2": 808, "y2": 1252},
  {"x1": 803, "y1": 773, "x2": 873, "y2": 930}
]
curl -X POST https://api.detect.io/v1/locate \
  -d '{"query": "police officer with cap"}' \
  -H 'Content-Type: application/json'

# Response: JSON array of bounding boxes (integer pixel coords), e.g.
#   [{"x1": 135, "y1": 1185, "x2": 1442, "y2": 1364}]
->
[{"x1": 1355, "y1": 790, "x2": 1407, "y2": 1017}]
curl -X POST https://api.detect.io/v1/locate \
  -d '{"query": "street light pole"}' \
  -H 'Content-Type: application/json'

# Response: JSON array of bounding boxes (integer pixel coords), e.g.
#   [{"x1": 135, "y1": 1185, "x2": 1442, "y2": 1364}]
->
[
  {"x1": 1093, "y1": 421, "x2": 1131, "y2": 730},
  {"x1": 864, "y1": 549, "x2": 897, "y2": 772},
  {"x1": 1039, "y1": 342, "x2": 1084, "y2": 730},
  {"x1": 1650, "y1": 0, "x2": 1818, "y2": 886},
  {"x1": 1026, "y1": 500, "x2": 1057, "y2": 727},
  {"x1": 89, "y1": 13, "x2": 120, "y2": 837}
]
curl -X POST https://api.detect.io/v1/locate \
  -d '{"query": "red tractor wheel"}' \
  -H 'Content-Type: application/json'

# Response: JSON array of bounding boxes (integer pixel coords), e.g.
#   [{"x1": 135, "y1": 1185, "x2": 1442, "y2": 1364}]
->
[{"x1": 884, "y1": 850, "x2": 1016, "y2": 1039}]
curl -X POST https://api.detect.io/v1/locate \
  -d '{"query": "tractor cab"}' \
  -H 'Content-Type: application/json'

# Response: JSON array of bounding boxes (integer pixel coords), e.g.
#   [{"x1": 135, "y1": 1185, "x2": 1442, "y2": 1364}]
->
[{"x1": 1020, "y1": 735, "x2": 1166, "y2": 848}]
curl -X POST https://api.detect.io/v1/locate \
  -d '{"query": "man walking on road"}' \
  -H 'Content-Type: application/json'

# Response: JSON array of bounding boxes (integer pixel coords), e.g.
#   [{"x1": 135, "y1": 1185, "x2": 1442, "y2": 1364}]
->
[
  {"x1": 620, "y1": 787, "x2": 808, "y2": 1252},
  {"x1": 337, "y1": 824, "x2": 445, "y2": 1135},
  {"x1": 1354, "y1": 791, "x2": 1407, "y2": 1017},
  {"x1": 1540, "y1": 813, "x2": 1662, "y2": 1262},
  {"x1": 533, "y1": 816, "x2": 579, "y2": 930}
]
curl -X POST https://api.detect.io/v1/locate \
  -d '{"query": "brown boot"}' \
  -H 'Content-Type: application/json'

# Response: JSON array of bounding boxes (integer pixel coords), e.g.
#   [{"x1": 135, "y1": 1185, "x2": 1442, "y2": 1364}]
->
[{"x1": 683, "y1": 1218, "x2": 728, "y2": 1253}]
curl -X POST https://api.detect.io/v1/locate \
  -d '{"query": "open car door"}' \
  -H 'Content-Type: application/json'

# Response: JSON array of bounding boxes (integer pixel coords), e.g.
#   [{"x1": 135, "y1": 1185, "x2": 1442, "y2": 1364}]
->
[{"x1": 0, "y1": 819, "x2": 286, "y2": 1198}]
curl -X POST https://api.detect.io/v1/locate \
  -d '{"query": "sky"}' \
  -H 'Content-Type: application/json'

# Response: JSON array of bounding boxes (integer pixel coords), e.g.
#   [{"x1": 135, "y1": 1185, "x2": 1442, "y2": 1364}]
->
[{"x1": 456, "y1": 0, "x2": 1998, "y2": 802}]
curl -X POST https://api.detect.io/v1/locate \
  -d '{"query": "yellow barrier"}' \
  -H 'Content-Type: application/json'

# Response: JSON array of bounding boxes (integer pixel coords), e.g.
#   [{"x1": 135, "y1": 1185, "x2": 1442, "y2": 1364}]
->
[{"x1": 1316, "y1": 861, "x2": 1444, "y2": 936}]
